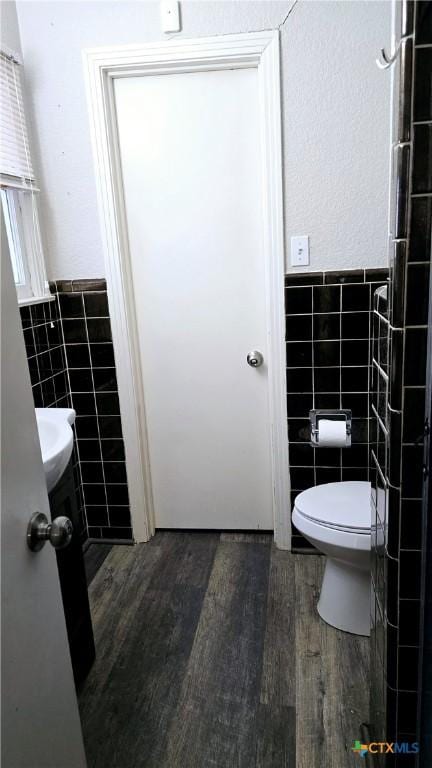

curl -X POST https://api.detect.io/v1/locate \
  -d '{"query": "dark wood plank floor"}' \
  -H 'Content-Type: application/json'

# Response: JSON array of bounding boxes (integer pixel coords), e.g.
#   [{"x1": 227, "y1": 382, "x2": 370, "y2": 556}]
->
[
  {"x1": 79, "y1": 533, "x2": 369, "y2": 767},
  {"x1": 84, "y1": 543, "x2": 112, "y2": 586}
]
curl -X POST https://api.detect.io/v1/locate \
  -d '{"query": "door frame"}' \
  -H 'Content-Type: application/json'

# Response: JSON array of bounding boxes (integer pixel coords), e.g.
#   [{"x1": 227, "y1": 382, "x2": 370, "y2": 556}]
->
[{"x1": 83, "y1": 31, "x2": 291, "y2": 549}]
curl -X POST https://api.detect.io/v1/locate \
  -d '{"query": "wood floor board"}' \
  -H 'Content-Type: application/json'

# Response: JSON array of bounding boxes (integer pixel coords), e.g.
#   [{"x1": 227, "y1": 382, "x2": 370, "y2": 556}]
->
[
  {"x1": 79, "y1": 533, "x2": 370, "y2": 768},
  {"x1": 84, "y1": 543, "x2": 113, "y2": 586}
]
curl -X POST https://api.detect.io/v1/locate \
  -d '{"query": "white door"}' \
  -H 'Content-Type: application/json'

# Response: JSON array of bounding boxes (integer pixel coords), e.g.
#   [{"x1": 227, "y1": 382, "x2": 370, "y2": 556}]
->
[
  {"x1": 1, "y1": 214, "x2": 87, "y2": 768},
  {"x1": 115, "y1": 67, "x2": 273, "y2": 530}
]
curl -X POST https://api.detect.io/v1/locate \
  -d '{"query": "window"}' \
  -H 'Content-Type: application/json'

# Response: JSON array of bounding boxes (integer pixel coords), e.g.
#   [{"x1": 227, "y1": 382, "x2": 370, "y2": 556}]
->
[{"x1": 0, "y1": 48, "x2": 49, "y2": 304}]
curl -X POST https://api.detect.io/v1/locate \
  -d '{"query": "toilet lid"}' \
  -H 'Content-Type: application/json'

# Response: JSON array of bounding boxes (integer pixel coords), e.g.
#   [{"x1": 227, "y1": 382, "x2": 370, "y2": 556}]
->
[{"x1": 294, "y1": 481, "x2": 371, "y2": 532}]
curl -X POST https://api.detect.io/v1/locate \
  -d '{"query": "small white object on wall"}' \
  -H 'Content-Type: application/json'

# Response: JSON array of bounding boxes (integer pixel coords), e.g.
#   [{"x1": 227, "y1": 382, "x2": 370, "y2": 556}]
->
[
  {"x1": 160, "y1": 1, "x2": 181, "y2": 33},
  {"x1": 290, "y1": 234, "x2": 310, "y2": 267}
]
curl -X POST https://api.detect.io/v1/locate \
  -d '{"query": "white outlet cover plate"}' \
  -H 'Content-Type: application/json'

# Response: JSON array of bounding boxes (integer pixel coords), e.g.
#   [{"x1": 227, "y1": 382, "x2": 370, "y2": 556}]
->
[
  {"x1": 290, "y1": 235, "x2": 310, "y2": 267},
  {"x1": 160, "y1": 0, "x2": 181, "y2": 33}
]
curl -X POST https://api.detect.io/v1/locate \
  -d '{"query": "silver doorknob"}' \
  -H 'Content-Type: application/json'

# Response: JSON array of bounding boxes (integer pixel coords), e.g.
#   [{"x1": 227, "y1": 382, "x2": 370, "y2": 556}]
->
[
  {"x1": 27, "y1": 512, "x2": 73, "y2": 552},
  {"x1": 247, "y1": 350, "x2": 264, "y2": 368}
]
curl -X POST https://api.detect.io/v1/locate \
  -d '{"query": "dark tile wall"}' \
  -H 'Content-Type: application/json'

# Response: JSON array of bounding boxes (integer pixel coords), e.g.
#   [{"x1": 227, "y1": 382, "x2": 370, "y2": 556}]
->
[
  {"x1": 370, "y1": 1, "x2": 432, "y2": 757},
  {"x1": 52, "y1": 279, "x2": 132, "y2": 542},
  {"x1": 19, "y1": 299, "x2": 86, "y2": 541},
  {"x1": 19, "y1": 280, "x2": 132, "y2": 543},
  {"x1": 286, "y1": 268, "x2": 389, "y2": 551}
]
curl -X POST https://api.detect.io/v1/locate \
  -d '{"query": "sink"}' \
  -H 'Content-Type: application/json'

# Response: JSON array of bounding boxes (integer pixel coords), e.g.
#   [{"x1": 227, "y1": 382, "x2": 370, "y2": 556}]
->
[{"x1": 35, "y1": 408, "x2": 76, "y2": 492}]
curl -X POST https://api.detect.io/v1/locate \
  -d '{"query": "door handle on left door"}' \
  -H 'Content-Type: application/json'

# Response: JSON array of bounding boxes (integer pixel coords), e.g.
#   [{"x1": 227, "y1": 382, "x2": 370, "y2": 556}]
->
[
  {"x1": 247, "y1": 350, "x2": 264, "y2": 368},
  {"x1": 27, "y1": 512, "x2": 73, "y2": 552}
]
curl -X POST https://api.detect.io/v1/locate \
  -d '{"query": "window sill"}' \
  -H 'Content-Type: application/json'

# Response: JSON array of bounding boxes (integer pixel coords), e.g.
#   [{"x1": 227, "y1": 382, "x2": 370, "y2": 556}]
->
[{"x1": 18, "y1": 294, "x2": 54, "y2": 307}]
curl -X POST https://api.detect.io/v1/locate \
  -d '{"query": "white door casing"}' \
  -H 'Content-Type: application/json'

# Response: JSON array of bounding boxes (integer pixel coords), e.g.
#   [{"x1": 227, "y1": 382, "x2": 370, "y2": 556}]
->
[
  {"x1": 83, "y1": 32, "x2": 291, "y2": 548},
  {"x1": 1, "y1": 211, "x2": 87, "y2": 768}
]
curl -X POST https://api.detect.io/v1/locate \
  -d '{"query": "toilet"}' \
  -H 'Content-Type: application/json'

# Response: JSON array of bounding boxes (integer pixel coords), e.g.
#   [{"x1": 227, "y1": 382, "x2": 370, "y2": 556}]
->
[{"x1": 292, "y1": 481, "x2": 371, "y2": 637}]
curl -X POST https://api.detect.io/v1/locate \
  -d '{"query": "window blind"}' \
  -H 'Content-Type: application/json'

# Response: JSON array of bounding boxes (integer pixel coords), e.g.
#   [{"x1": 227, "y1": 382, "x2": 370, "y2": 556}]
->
[{"x1": 0, "y1": 50, "x2": 35, "y2": 186}]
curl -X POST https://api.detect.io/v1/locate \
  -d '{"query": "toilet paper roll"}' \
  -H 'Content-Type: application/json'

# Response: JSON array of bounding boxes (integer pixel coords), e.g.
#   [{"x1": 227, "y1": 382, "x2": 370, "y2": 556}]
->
[{"x1": 317, "y1": 419, "x2": 347, "y2": 447}]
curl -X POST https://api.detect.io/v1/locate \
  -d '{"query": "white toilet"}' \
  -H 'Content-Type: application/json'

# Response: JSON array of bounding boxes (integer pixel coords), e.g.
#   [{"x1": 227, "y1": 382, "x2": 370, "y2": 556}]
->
[{"x1": 292, "y1": 481, "x2": 371, "y2": 637}]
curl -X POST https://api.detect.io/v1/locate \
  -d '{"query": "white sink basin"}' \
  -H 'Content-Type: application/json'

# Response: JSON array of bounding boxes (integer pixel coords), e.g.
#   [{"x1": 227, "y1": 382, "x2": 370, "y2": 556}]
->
[{"x1": 35, "y1": 408, "x2": 76, "y2": 492}]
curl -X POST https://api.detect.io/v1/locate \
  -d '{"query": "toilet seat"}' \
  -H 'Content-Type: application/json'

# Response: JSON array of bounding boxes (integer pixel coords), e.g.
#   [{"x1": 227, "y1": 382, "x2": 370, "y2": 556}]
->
[{"x1": 294, "y1": 481, "x2": 371, "y2": 534}]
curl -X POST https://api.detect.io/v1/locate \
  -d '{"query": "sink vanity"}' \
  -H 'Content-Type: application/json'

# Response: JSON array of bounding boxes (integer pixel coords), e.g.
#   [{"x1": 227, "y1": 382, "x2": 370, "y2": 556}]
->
[{"x1": 35, "y1": 408, "x2": 95, "y2": 686}]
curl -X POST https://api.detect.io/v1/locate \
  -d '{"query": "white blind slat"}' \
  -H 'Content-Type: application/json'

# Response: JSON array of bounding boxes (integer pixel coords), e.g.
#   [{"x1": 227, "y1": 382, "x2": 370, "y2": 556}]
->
[{"x1": 0, "y1": 52, "x2": 35, "y2": 182}]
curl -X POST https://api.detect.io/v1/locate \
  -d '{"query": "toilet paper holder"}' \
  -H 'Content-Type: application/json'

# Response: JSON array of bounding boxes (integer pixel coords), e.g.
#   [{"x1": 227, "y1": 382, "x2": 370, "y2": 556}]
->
[{"x1": 309, "y1": 409, "x2": 352, "y2": 447}]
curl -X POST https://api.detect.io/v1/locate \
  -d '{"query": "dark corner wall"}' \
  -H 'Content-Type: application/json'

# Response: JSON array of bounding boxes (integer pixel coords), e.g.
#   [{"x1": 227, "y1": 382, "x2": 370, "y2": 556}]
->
[
  {"x1": 20, "y1": 280, "x2": 132, "y2": 544},
  {"x1": 285, "y1": 268, "x2": 389, "y2": 552},
  {"x1": 370, "y1": 0, "x2": 432, "y2": 752}
]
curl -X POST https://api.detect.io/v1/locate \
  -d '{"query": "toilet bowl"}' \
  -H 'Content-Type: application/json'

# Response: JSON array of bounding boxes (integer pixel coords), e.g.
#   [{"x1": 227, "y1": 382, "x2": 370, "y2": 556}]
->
[{"x1": 292, "y1": 481, "x2": 371, "y2": 636}]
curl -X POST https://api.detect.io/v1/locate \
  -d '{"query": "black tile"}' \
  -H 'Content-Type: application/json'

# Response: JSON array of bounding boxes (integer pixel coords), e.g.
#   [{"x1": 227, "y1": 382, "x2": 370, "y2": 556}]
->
[
  {"x1": 313, "y1": 341, "x2": 340, "y2": 367},
  {"x1": 404, "y1": 328, "x2": 427, "y2": 386},
  {"x1": 351, "y1": 419, "x2": 369, "y2": 443},
  {"x1": 390, "y1": 330, "x2": 404, "y2": 409},
  {"x1": 399, "y1": 600, "x2": 421, "y2": 646},
  {"x1": 288, "y1": 443, "x2": 314, "y2": 467},
  {"x1": 413, "y1": 124, "x2": 432, "y2": 194},
  {"x1": 90, "y1": 343, "x2": 116, "y2": 368},
  {"x1": 62, "y1": 318, "x2": 87, "y2": 344},
  {"x1": 93, "y1": 368, "x2": 117, "y2": 392},
  {"x1": 342, "y1": 283, "x2": 370, "y2": 312},
  {"x1": 38, "y1": 351, "x2": 53, "y2": 380},
  {"x1": 341, "y1": 312, "x2": 369, "y2": 340},
  {"x1": 19, "y1": 305, "x2": 31, "y2": 327},
  {"x1": 285, "y1": 272, "x2": 323, "y2": 286},
  {"x1": 313, "y1": 285, "x2": 340, "y2": 314},
  {"x1": 50, "y1": 346, "x2": 65, "y2": 374},
  {"x1": 59, "y1": 293, "x2": 84, "y2": 318},
  {"x1": 286, "y1": 342, "x2": 312, "y2": 368},
  {"x1": 33, "y1": 324, "x2": 49, "y2": 353},
  {"x1": 403, "y1": 387, "x2": 426, "y2": 443},
  {"x1": 108, "y1": 506, "x2": 132, "y2": 527},
  {"x1": 80, "y1": 462, "x2": 104, "y2": 484},
  {"x1": 387, "y1": 555, "x2": 399, "y2": 626},
  {"x1": 313, "y1": 447, "x2": 342, "y2": 467},
  {"x1": 315, "y1": 467, "x2": 341, "y2": 485},
  {"x1": 23, "y1": 327, "x2": 36, "y2": 357},
  {"x1": 46, "y1": 321, "x2": 61, "y2": 348},
  {"x1": 400, "y1": 499, "x2": 423, "y2": 550},
  {"x1": 72, "y1": 392, "x2": 97, "y2": 415},
  {"x1": 314, "y1": 393, "x2": 341, "y2": 410},
  {"x1": 414, "y1": 47, "x2": 432, "y2": 121},
  {"x1": 313, "y1": 314, "x2": 340, "y2": 341},
  {"x1": 84, "y1": 292, "x2": 109, "y2": 317},
  {"x1": 394, "y1": 143, "x2": 411, "y2": 238},
  {"x1": 32, "y1": 384, "x2": 43, "y2": 407},
  {"x1": 341, "y1": 467, "x2": 368, "y2": 482},
  {"x1": 31, "y1": 303, "x2": 45, "y2": 324},
  {"x1": 314, "y1": 367, "x2": 340, "y2": 392},
  {"x1": 98, "y1": 415, "x2": 123, "y2": 439},
  {"x1": 416, "y1": 0, "x2": 432, "y2": 44},
  {"x1": 41, "y1": 378, "x2": 55, "y2": 406},
  {"x1": 101, "y1": 440, "x2": 125, "y2": 461},
  {"x1": 396, "y1": 691, "x2": 419, "y2": 736},
  {"x1": 324, "y1": 270, "x2": 364, "y2": 284},
  {"x1": 409, "y1": 196, "x2": 432, "y2": 262},
  {"x1": 73, "y1": 279, "x2": 106, "y2": 292},
  {"x1": 96, "y1": 392, "x2": 120, "y2": 415},
  {"x1": 75, "y1": 416, "x2": 99, "y2": 439},
  {"x1": 106, "y1": 484, "x2": 129, "y2": 506},
  {"x1": 405, "y1": 263, "x2": 430, "y2": 326},
  {"x1": 28, "y1": 357, "x2": 40, "y2": 386},
  {"x1": 402, "y1": 444, "x2": 425, "y2": 499},
  {"x1": 66, "y1": 344, "x2": 91, "y2": 369},
  {"x1": 341, "y1": 340, "x2": 369, "y2": 367},
  {"x1": 69, "y1": 369, "x2": 94, "y2": 392},
  {"x1": 287, "y1": 420, "x2": 311, "y2": 443},
  {"x1": 103, "y1": 462, "x2": 128, "y2": 484},
  {"x1": 87, "y1": 319, "x2": 112, "y2": 343},
  {"x1": 285, "y1": 286, "x2": 312, "y2": 315},
  {"x1": 340, "y1": 392, "x2": 369, "y2": 416},
  {"x1": 285, "y1": 315, "x2": 312, "y2": 342},
  {"x1": 77, "y1": 439, "x2": 102, "y2": 462},
  {"x1": 53, "y1": 371, "x2": 68, "y2": 400},
  {"x1": 86, "y1": 506, "x2": 109, "y2": 527},
  {"x1": 84, "y1": 484, "x2": 107, "y2": 506},
  {"x1": 340, "y1": 444, "x2": 369, "y2": 468},
  {"x1": 100, "y1": 527, "x2": 133, "y2": 541},
  {"x1": 341, "y1": 367, "x2": 369, "y2": 392},
  {"x1": 286, "y1": 367, "x2": 313, "y2": 393},
  {"x1": 365, "y1": 268, "x2": 389, "y2": 283},
  {"x1": 399, "y1": 550, "x2": 422, "y2": 599},
  {"x1": 290, "y1": 466, "x2": 314, "y2": 490},
  {"x1": 286, "y1": 393, "x2": 313, "y2": 418}
]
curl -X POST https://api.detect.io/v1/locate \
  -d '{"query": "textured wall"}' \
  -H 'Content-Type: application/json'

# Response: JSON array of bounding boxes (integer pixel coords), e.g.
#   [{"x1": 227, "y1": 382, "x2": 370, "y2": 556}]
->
[{"x1": 14, "y1": 0, "x2": 391, "y2": 279}]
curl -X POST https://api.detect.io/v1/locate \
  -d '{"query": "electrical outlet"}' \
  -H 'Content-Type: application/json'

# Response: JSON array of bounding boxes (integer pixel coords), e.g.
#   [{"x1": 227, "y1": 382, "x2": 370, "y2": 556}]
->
[
  {"x1": 290, "y1": 235, "x2": 310, "y2": 267},
  {"x1": 160, "y1": 0, "x2": 181, "y2": 33}
]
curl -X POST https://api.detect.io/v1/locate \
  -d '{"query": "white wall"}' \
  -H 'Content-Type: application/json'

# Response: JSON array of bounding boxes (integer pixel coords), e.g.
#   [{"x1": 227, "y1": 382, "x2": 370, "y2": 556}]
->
[{"x1": 14, "y1": 0, "x2": 392, "y2": 279}]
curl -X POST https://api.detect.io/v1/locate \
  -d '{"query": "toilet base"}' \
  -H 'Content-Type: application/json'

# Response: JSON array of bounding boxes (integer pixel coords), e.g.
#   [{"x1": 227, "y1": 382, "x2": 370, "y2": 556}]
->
[{"x1": 317, "y1": 557, "x2": 370, "y2": 636}]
